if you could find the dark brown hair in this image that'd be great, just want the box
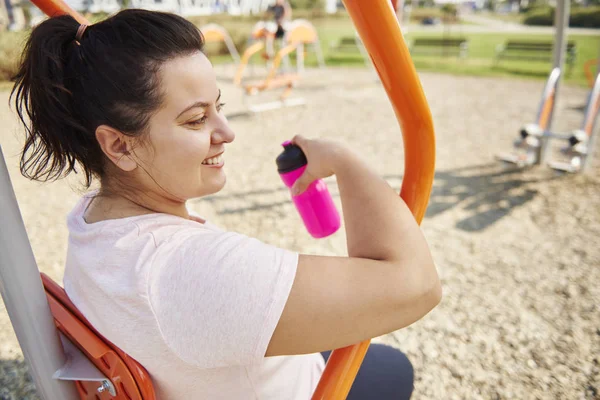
[11,9,205,187]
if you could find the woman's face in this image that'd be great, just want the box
[131,51,235,201]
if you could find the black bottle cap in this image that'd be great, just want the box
[276,141,307,173]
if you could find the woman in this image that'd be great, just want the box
[266,0,291,39]
[11,10,441,399]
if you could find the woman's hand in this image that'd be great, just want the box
[290,135,350,195]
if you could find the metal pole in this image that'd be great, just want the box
[0,146,78,400]
[582,115,599,174]
[552,0,569,80]
[541,0,569,163]
[584,43,600,173]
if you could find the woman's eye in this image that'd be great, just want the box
[217,102,226,112]
[188,116,207,126]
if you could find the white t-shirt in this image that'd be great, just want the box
[63,194,325,399]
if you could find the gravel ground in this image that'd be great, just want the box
[1,68,599,400]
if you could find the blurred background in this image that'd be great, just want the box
[1,0,600,86]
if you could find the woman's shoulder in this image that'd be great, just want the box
[67,193,223,247]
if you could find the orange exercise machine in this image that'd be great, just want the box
[0,1,435,399]
[237,20,279,76]
[496,67,561,167]
[584,58,598,88]
[199,23,240,64]
[234,19,325,113]
[546,71,600,173]
[235,19,325,86]
[496,66,599,173]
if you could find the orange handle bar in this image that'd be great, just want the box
[584,59,598,89]
[29,0,435,398]
[312,0,435,398]
[31,0,88,23]
[234,41,265,86]
[264,43,298,84]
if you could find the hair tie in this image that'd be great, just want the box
[75,24,88,44]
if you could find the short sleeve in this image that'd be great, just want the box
[147,230,298,368]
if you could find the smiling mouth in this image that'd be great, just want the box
[202,153,224,166]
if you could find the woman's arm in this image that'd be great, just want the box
[267,137,441,356]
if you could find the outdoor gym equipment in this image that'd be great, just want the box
[0,0,435,399]
[199,23,240,63]
[234,19,326,114]
[496,68,561,168]
[496,67,599,173]
[584,58,598,88]
[234,19,325,85]
[235,20,279,82]
[546,72,600,173]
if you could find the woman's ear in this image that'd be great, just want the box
[95,125,138,172]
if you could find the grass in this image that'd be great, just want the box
[0,14,598,87]
[479,11,525,24]
[401,32,600,86]
[308,19,599,86]
[0,30,27,82]
[313,24,600,87]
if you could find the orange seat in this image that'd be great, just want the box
[41,273,156,400]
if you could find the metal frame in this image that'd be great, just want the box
[200,23,241,63]
[496,67,561,168]
[0,146,79,399]
[312,0,436,396]
[547,72,600,173]
[540,0,570,164]
[54,333,116,396]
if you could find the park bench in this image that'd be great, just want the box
[330,36,363,54]
[329,35,373,69]
[495,41,577,72]
[408,37,469,58]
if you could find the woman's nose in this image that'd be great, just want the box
[212,118,235,144]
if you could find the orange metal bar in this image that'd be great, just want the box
[30,0,88,23]
[583,75,600,135]
[242,44,299,98]
[584,59,598,89]
[538,90,554,130]
[584,96,599,134]
[263,43,298,85]
[234,41,266,86]
[312,0,435,398]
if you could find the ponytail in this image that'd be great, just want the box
[11,15,97,184]
[11,10,205,187]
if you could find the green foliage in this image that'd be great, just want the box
[0,31,27,82]
[570,6,600,27]
[523,6,600,28]
[289,0,324,10]
[441,4,458,16]
[523,6,554,25]
[1,15,599,87]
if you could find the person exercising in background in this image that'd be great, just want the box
[267,0,291,39]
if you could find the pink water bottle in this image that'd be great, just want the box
[276,140,341,238]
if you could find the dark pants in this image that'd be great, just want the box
[275,23,285,39]
[321,344,414,400]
